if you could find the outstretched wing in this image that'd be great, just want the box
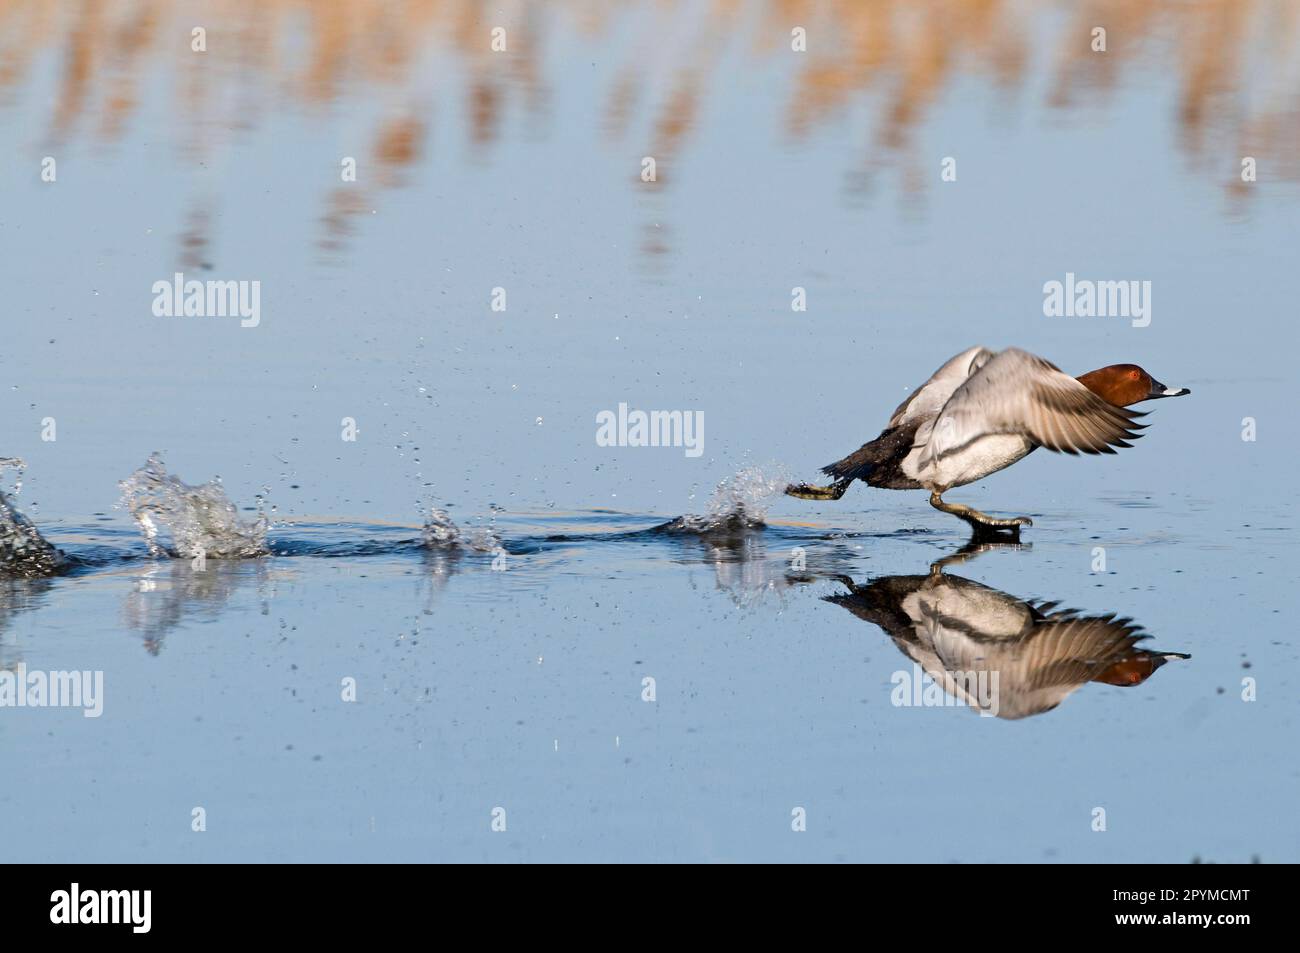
[920,348,1145,468]
[1015,608,1149,692]
[887,346,996,428]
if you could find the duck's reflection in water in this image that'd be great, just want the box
[815,543,1189,719]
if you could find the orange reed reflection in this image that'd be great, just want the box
[1,0,1295,264]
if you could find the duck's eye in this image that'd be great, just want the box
[1129,369,1141,380]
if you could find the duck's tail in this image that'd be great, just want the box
[823,426,915,483]
[783,459,870,500]
[784,432,887,500]
[785,427,918,500]
[821,444,881,483]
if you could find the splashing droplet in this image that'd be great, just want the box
[421,504,500,552]
[118,454,268,558]
[0,458,66,577]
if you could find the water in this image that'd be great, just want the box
[1,1,1297,863]
[0,459,67,577]
[119,454,270,559]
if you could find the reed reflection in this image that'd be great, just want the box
[3,0,1294,264]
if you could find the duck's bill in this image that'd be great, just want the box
[1148,379,1190,398]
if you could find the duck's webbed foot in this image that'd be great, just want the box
[785,478,852,501]
[929,491,1032,535]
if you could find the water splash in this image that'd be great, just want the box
[705,464,792,523]
[0,458,67,577]
[421,504,500,552]
[118,454,268,558]
[658,464,793,534]
[422,507,461,546]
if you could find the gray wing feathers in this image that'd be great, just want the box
[921,348,1145,466]
[887,345,996,428]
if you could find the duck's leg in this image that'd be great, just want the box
[929,491,1032,531]
[784,478,852,501]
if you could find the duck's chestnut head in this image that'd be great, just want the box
[1091,652,1190,687]
[1076,364,1190,407]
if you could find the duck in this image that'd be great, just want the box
[785,346,1189,532]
